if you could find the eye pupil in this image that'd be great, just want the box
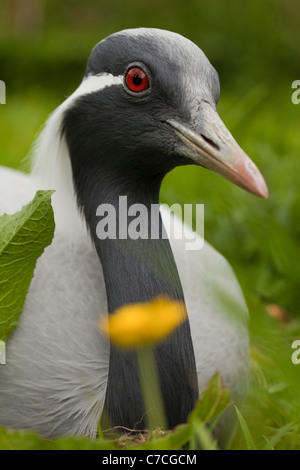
[133,74,142,86]
[125,67,149,93]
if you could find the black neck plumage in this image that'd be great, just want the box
[67,137,198,430]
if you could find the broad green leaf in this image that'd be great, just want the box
[0,190,55,342]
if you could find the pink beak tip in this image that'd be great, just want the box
[260,184,269,200]
[253,171,269,200]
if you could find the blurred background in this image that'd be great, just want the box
[0,0,300,449]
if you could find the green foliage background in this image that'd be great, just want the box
[0,0,300,449]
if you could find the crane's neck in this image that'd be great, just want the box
[85,175,186,309]
[69,157,198,430]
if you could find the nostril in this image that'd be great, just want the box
[201,134,220,151]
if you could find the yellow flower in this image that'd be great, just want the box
[100,296,187,347]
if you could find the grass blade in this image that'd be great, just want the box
[234,406,257,450]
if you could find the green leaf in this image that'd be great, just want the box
[189,420,218,450]
[234,406,257,450]
[0,190,55,342]
[185,374,229,450]
[190,373,231,426]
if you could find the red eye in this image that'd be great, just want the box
[125,67,149,93]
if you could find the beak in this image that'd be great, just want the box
[168,102,269,199]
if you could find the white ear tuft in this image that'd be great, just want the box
[30,73,123,235]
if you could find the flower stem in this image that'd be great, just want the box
[137,345,167,431]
